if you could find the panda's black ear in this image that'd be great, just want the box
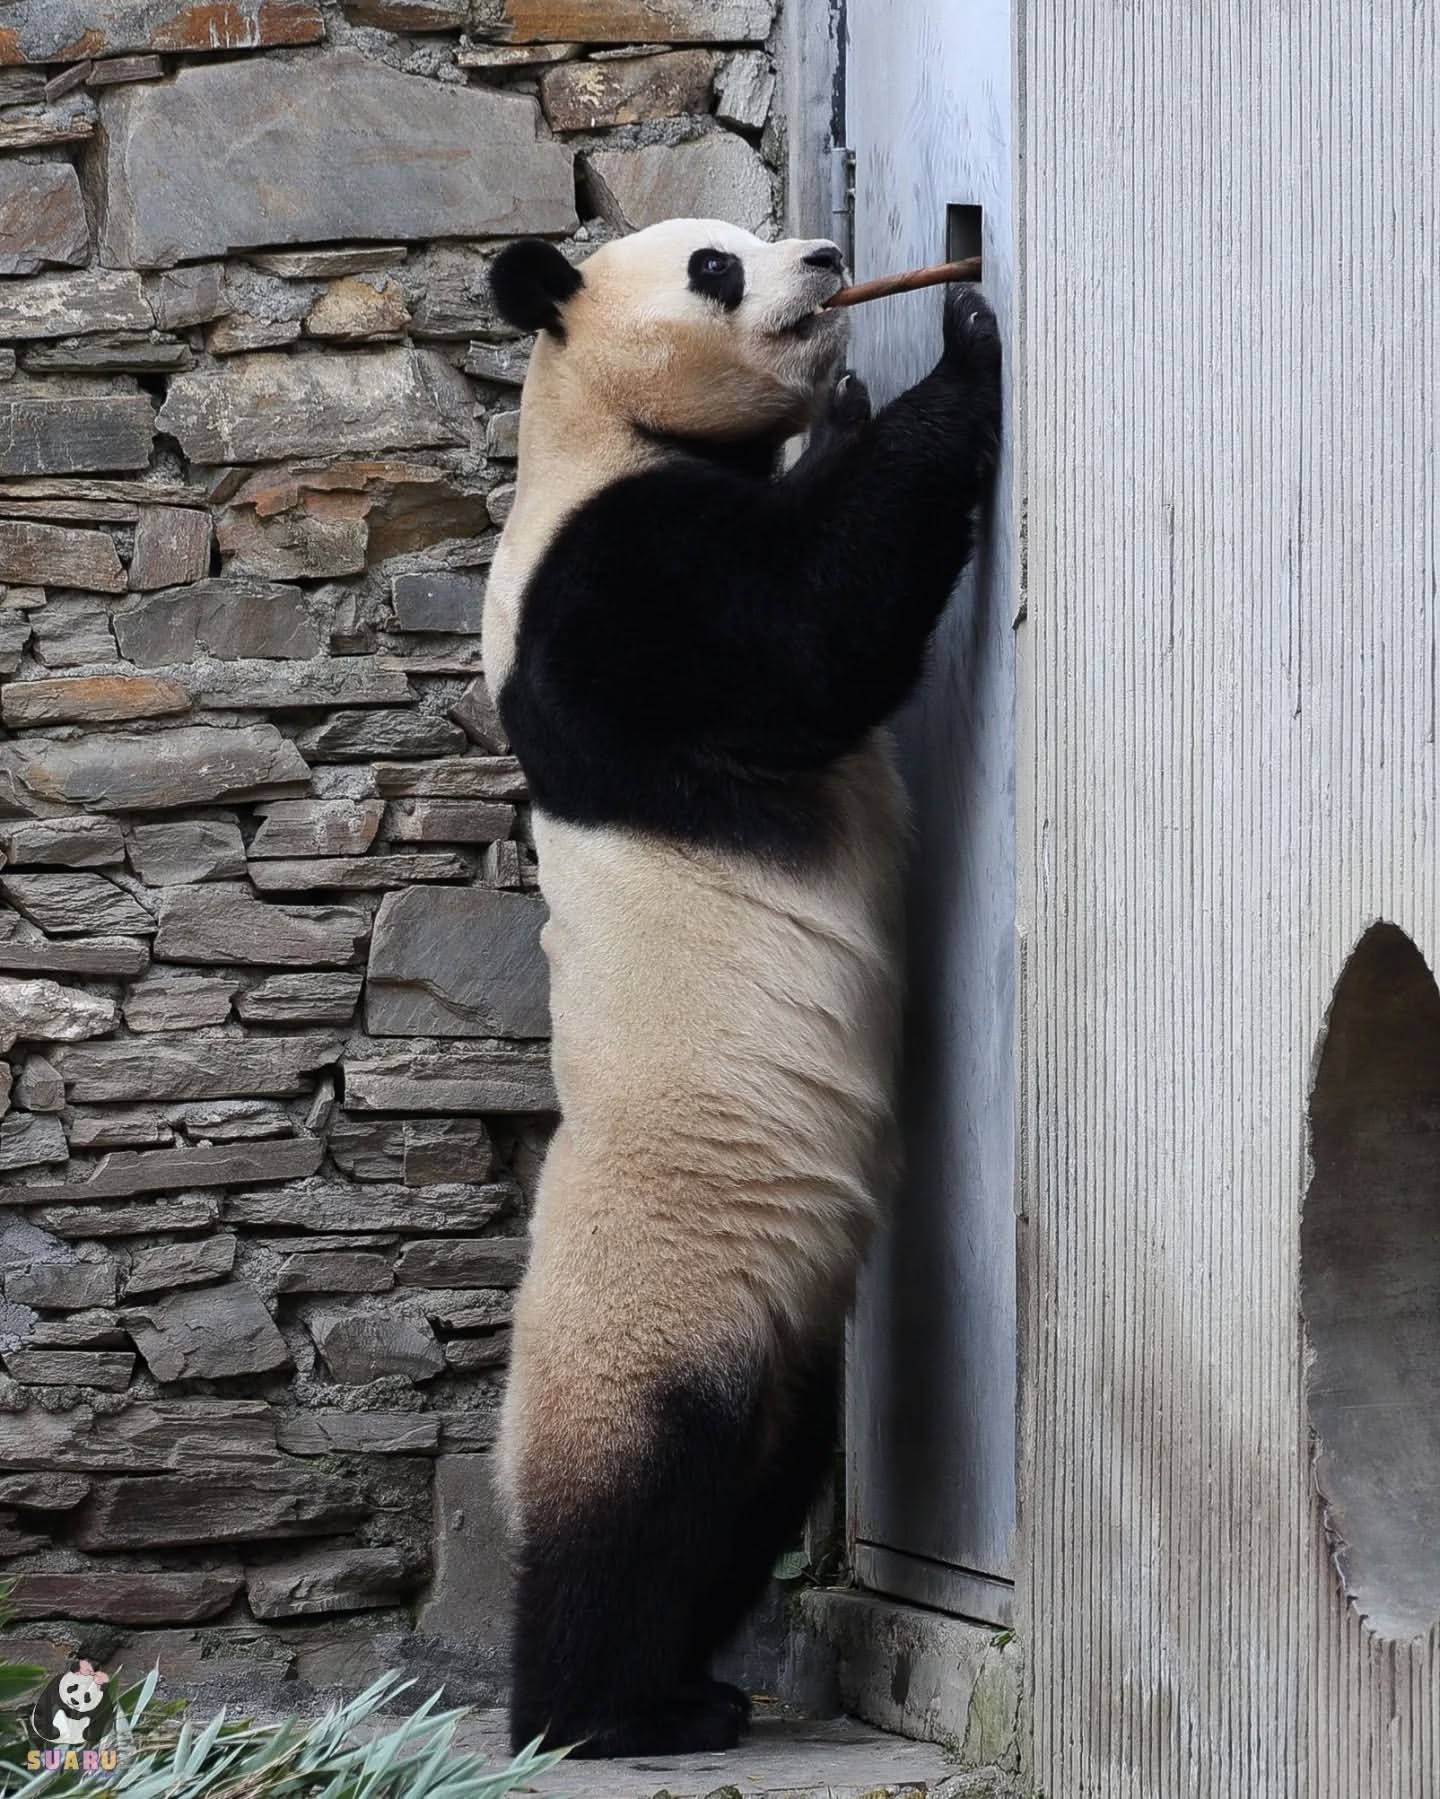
[490,240,584,339]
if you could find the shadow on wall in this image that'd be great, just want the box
[1303,920,1440,1642]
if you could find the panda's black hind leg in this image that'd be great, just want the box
[508,1362,760,1757]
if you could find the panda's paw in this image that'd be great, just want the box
[940,285,1001,379]
[828,369,873,432]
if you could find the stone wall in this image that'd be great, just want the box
[0,0,781,1706]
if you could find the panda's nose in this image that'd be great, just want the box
[803,245,845,274]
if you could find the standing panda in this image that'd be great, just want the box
[485,218,1001,1757]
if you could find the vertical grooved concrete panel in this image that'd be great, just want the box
[1021,5,1440,1792]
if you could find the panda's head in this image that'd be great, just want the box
[491,219,850,445]
[57,1665,107,1716]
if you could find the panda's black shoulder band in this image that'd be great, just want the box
[490,240,583,340]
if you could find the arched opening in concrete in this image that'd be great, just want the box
[1303,922,1440,1640]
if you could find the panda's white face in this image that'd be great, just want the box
[556,219,850,441]
[57,1672,104,1714]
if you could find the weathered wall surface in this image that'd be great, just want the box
[1020,4,1440,1793]
[0,0,782,1703]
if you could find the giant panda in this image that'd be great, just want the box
[484,217,1001,1758]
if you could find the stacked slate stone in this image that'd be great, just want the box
[0,0,779,1705]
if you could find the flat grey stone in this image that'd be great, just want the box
[0,1398,276,1474]
[275,1410,438,1456]
[128,820,246,886]
[328,1115,407,1182]
[23,1309,125,1347]
[584,132,774,233]
[367,888,549,1038]
[294,708,467,761]
[149,262,230,330]
[36,1197,219,1238]
[125,1280,290,1382]
[96,49,574,269]
[74,1466,360,1550]
[159,347,474,466]
[0,974,118,1051]
[155,886,368,967]
[0,818,124,869]
[114,578,321,663]
[128,505,211,590]
[217,506,367,580]
[383,799,516,844]
[177,1099,295,1141]
[0,394,155,478]
[394,1237,528,1289]
[249,799,384,860]
[405,1117,494,1186]
[0,518,125,592]
[16,1054,65,1112]
[0,723,309,811]
[0,1,324,63]
[188,660,412,712]
[3,1348,134,1390]
[2,872,155,937]
[5,1136,323,1203]
[6,1569,242,1626]
[20,332,193,375]
[249,854,470,892]
[715,48,775,129]
[445,1336,509,1370]
[462,341,531,386]
[222,1176,514,1233]
[540,48,716,130]
[68,1108,171,1150]
[5,1260,115,1311]
[47,1031,344,1102]
[247,1547,414,1620]
[122,969,237,1032]
[235,973,363,1025]
[0,1471,90,1508]
[0,929,149,978]
[416,1454,509,1645]
[391,571,485,635]
[449,677,509,751]
[0,269,152,341]
[246,246,407,279]
[311,1310,444,1383]
[374,756,527,800]
[124,1234,236,1297]
[27,598,119,669]
[485,409,520,459]
[1,673,190,726]
[343,1039,555,1113]
[469,0,773,41]
[276,1251,394,1295]
[0,161,89,276]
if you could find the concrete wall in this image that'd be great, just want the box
[1020,4,1440,1792]
[0,0,784,1706]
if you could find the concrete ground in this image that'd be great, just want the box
[441,1707,1000,1799]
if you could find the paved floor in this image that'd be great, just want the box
[443,1709,954,1798]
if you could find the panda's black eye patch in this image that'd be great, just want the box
[688,248,744,312]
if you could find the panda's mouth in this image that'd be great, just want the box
[776,306,840,339]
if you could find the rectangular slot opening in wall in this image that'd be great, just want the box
[947,204,983,270]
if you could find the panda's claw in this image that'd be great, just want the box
[830,369,873,430]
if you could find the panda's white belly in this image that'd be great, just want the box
[522,733,908,1348]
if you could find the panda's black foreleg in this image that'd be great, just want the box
[792,369,873,471]
[508,1362,763,1759]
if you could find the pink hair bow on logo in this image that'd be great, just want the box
[75,1663,109,1686]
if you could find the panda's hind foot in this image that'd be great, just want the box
[692,1676,753,1727]
[567,1691,745,1759]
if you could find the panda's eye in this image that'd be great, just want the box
[688,247,744,311]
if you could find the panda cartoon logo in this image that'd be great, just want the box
[28,1657,115,1749]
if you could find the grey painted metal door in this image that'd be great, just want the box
[843,0,1018,1625]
